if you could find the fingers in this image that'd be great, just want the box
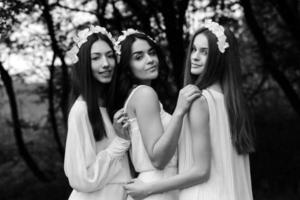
[182,84,198,90]
[116,115,130,133]
[126,179,134,184]
[113,108,123,119]
[117,116,128,124]
[123,184,129,190]
[180,84,200,96]
[122,122,130,129]
[114,109,128,122]
[187,92,201,102]
[185,88,201,98]
[180,88,201,101]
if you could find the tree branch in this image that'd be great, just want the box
[48,54,64,159]
[40,0,70,126]
[56,2,96,15]
[0,61,48,181]
[240,0,300,117]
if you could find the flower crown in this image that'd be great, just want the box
[66,25,117,63]
[202,19,229,53]
[115,28,155,55]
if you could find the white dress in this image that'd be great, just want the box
[64,98,132,200]
[178,88,253,200]
[124,85,179,200]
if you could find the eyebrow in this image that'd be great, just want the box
[132,47,155,55]
[193,45,208,49]
[90,50,113,55]
[131,51,143,56]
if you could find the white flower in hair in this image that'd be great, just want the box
[66,46,79,63]
[76,28,90,47]
[115,28,155,55]
[202,19,229,53]
[90,25,106,34]
[67,25,117,64]
[89,25,118,53]
[115,28,140,55]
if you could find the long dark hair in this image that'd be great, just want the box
[184,27,255,154]
[107,32,174,119]
[69,32,118,141]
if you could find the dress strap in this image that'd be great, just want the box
[123,85,145,113]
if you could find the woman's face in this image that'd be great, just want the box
[90,39,116,84]
[129,39,159,82]
[190,33,208,75]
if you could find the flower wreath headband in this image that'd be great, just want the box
[202,19,229,53]
[115,28,155,55]
[66,25,117,63]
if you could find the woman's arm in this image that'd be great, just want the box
[64,103,130,193]
[125,96,211,198]
[132,85,200,169]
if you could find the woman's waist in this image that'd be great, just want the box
[130,136,178,170]
[107,166,132,184]
[132,156,177,174]
[137,167,177,182]
[70,184,126,199]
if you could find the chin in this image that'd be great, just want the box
[97,77,112,84]
[191,69,202,75]
[150,73,158,80]
[152,70,159,77]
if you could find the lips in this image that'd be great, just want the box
[191,63,202,68]
[99,70,112,76]
[146,65,157,72]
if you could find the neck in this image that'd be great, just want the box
[139,80,151,86]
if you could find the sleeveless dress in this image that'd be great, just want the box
[64,98,132,200]
[178,88,253,200]
[124,85,179,200]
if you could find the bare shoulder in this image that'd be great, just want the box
[190,95,209,114]
[132,85,159,106]
[188,95,209,137]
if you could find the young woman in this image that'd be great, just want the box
[124,20,255,200]
[64,25,131,200]
[108,29,201,200]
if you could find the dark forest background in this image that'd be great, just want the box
[0,0,299,199]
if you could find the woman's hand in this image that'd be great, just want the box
[113,108,130,140]
[124,179,150,200]
[174,84,201,116]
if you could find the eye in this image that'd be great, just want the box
[133,53,143,60]
[91,56,100,61]
[148,49,157,56]
[191,46,197,53]
[200,48,208,55]
[107,52,114,59]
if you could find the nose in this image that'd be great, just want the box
[101,56,109,69]
[191,50,200,62]
[145,53,154,64]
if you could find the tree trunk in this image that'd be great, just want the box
[122,0,153,36]
[267,0,300,47]
[40,0,69,126]
[240,0,300,117]
[48,54,64,159]
[161,0,186,89]
[0,62,48,181]
[95,0,108,26]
